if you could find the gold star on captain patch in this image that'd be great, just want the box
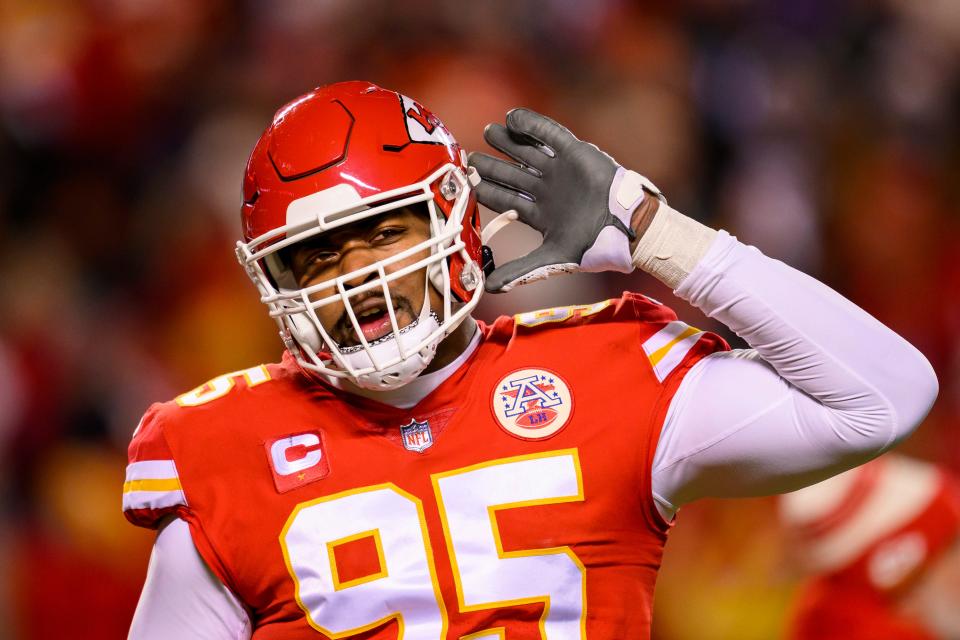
[297,472,306,481]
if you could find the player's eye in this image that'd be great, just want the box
[307,251,338,268]
[296,250,338,280]
[370,226,404,245]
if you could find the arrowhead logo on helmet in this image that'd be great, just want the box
[235,81,484,390]
[405,106,435,134]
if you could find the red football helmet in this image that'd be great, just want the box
[236,81,483,389]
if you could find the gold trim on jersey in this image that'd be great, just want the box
[279,483,449,639]
[122,459,186,512]
[175,365,271,407]
[327,528,389,591]
[514,301,612,327]
[460,627,507,639]
[642,321,704,382]
[431,449,588,640]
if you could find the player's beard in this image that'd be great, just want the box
[332,294,418,349]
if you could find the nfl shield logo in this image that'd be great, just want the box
[400,419,434,453]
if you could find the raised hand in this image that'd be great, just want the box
[469,108,663,292]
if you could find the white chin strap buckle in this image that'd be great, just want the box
[480,209,519,246]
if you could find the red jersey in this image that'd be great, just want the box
[124,293,727,639]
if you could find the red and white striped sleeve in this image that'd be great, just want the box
[123,404,188,529]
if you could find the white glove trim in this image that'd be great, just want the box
[615,170,655,210]
[498,263,579,292]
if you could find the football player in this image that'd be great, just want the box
[780,454,960,639]
[123,81,938,639]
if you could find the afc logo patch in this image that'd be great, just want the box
[491,368,573,440]
[265,430,330,493]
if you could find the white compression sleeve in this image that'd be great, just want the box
[650,230,938,518]
[129,517,251,640]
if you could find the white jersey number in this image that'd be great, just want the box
[174,366,271,407]
[281,485,446,638]
[280,450,586,639]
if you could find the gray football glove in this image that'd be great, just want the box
[469,108,665,293]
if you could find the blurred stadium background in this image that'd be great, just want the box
[0,0,958,638]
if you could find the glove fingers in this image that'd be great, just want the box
[474,180,536,222]
[505,108,576,154]
[468,152,540,198]
[484,243,575,293]
[482,123,547,170]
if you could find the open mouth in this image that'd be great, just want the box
[336,302,442,355]
[338,314,420,353]
[335,297,411,351]
[354,303,397,342]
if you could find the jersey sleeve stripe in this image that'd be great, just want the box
[642,321,704,382]
[125,459,179,481]
[123,459,187,512]
[123,478,182,493]
[122,488,186,512]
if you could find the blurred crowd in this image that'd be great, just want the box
[0,1,958,638]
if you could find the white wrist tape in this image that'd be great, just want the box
[631,202,719,289]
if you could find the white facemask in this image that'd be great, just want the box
[237,164,483,389]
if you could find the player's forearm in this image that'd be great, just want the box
[634,200,938,454]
